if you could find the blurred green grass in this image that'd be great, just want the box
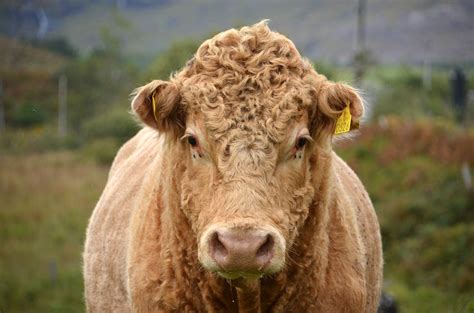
[0,153,108,312]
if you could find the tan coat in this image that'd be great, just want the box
[84,21,382,313]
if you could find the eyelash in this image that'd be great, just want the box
[187,135,198,147]
[295,137,308,150]
[292,135,311,160]
[184,134,203,159]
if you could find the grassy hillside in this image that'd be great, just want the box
[40,0,474,64]
[0,36,67,73]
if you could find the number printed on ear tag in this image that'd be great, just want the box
[334,104,351,135]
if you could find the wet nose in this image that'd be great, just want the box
[208,229,275,272]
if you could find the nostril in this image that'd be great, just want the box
[256,234,274,260]
[206,229,279,272]
[210,232,228,259]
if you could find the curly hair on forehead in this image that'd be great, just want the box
[172,21,322,143]
[181,20,309,79]
[132,20,364,145]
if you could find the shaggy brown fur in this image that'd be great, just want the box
[84,21,382,312]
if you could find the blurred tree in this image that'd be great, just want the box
[28,37,78,58]
[10,102,47,128]
[63,12,138,131]
[313,61,338,81]
[144,39,200,81]
[81,107,139,144]
[368,66,452,120]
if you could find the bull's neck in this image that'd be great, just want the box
[158,147,335,312]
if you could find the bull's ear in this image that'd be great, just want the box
[312,80,364,136]
[131,80,184,137]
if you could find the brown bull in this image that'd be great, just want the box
[83,21,383,312]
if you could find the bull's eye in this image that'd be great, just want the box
[295,137,308,150]
[187,136,198,147]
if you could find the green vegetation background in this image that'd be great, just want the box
[1,24,473,312]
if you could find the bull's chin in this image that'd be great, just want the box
[208,262,284,281]
[215,270,265,280]
[200,258,285,281]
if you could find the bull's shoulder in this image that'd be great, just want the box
[109,127,161,177]
[330,151,383,310]
[330,151,377,226]
[84,127,165,311]
[96,126,165,219]
[85,126,164,255]
[331,152,365,192]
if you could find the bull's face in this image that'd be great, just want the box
[131,22,363,280]
[180,105,314,279]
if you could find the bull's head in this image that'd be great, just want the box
[131,22,363,280]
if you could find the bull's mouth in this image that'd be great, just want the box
[215,270,265,280]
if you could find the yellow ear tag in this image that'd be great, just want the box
[334,102,352,135]
[151,91,159,122]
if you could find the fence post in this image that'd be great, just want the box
[58,74,68,137]
[422,41,432,89]
[0,81,5,132]
[354,0,367,84]
[461,162,472,191]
